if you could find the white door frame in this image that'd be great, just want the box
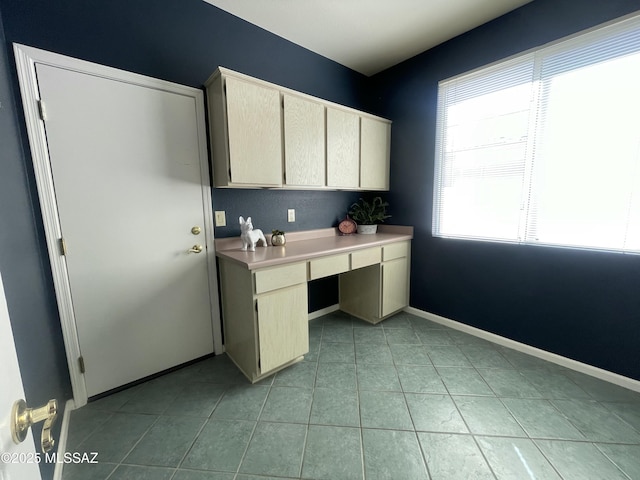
[13,44,223,407]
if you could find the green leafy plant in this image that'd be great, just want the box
[348,197,391,225]
[271,229,285,236]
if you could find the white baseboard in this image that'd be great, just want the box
[405,306,640,393]
[308,304,340,321]
[53,399,75,480]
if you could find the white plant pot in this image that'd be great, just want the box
[357,224,378,234]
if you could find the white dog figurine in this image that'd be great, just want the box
[239,216,267,251]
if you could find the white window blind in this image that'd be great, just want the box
[433,13,640,253]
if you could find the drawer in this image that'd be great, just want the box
[383,241,410,261]
[351,247,381,269]
[309,253,350,280]
[254,262,307,294]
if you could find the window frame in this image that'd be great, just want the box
[432,11,640,255]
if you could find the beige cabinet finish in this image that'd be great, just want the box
[218,259,259,378]
[383,241,410,261]
[283,94,325,187]
[206,67,391,191]
[224,77,282,186]
[351,246,382,269]
[327,107,360,188]
[216,227,413,381]
[207,73,283,187]
[254,262,307,294]
[340,240,411,324]
[361,117,391,190]
[381,257,410,317]
[219,259,308,382]
[257,284,308,372]
[309,253,350,280]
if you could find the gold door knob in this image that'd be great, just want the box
[188,244,203,254]
[11,399,57,452]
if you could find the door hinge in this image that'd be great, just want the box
[59,237,67,256]
[78,356,86,374]
[37,99,47,121]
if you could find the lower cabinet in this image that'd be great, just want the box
[339,241,410,324]
[219,259,308,382]
[217,239,411,381]
[381,257,410,317]
[256,284,308,373]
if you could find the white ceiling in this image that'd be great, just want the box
[203,0,533,76]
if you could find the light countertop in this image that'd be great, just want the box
[215,225,413,270]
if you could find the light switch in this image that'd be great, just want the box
[215,210,226,227]
[288,209,295,222]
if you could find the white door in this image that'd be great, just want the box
[0,272,42,480]
[15,46,220,400]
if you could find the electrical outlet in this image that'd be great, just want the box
[214,210,226,227]
[287,209,295,222]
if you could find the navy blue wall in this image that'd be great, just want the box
[0,0,374,317]
[0,0,372,229]
[370,0,640,380]
[0,6,70,478]
[0,2,370,475]
[3,9,639,470]
[213,189,365,311]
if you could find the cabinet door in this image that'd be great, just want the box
[284,94,325,187]
[257,283,309,373]
[361,117,391,190]
[225,76,282,186]
[327,107,360,188]
[381,257,409,317]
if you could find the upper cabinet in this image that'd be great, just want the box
[360,117,391,190]
[225,77,282,186]
[327,107,360,189]
[208,73,282,187]
[283,94,325,187]
[205,67,391,190]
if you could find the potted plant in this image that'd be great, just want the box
[348,197,391,234]
[271,229,286,246]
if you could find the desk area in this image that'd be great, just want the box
[215,225,413,382]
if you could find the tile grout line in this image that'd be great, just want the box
[464,344,576,479]
[63,311,640,480]
[385,317,432,478]
[171,392,225,475]
[461,336,546,465]
[297,324,322,480]
[468,344,638,479]
[102,412,163,480]
[66,410,116,454]
[230,378,273,478]
[393,347,434,480]
[593,444,635,480]
[420,322,533,479]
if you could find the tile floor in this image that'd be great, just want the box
[61,311,640,480]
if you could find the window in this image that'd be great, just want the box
[433,13,640,254]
